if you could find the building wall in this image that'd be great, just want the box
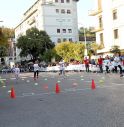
[92,0,124,54]
[15,0,79,61]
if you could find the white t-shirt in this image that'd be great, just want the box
[14,68,20,75]
[114,56,121,66]
[33,64,39,71]
[103,59,110,66]
[59,62,65,70]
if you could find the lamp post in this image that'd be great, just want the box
[0,20,3,32]
[83,27,88,56]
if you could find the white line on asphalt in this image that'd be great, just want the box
[16,83,124,98]
[68,79,76,80]
[22,93,35,96]
[10,78,16,80]
[0,79,6,81]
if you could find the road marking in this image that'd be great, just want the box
[22,93,35,96]
[20,77,27,79]
[16,83,124,98]
[68,79,76,81]
[0,79,6,81]
[10,78,16,80]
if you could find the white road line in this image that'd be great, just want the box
[0,79,6,81]
[10,78,16,80]
[16,83,124,98]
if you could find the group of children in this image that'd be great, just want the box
[11,60,40,80]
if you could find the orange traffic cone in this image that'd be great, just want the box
[55,83,60,93]
[10,87,16,98]
[91,79,96,90]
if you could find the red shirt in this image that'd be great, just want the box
[98,58,103,65]
[84,59,89,65]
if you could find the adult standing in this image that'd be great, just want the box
[33,60,40,80]
[114,53,123,77]
[98,56,103,73]
[84,57,90,72]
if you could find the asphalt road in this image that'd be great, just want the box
[0,72,124,127]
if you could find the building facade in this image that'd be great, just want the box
[89,0,124,55]
[15,0,79,61]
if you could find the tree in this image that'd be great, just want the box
[2,28,14,38]
[40,49,61,63]
[55,41,85,62]
[110,45,120,54]
[0,28,8,47]
[16,27,54,61]
[79,27,96,42]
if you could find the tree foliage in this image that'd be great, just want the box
[0,28,13,58]
[55,42,85,62]
[0,46,8,57]
[2,28,14,38]
[79,27,96,41]
[40,49,61,63]
[16,27,54,60]
[110,45,120,54]
[0,28,8,47]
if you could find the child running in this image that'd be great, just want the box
[33,60,40,80]
[14,64,20,81]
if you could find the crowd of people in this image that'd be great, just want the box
[57,53,124,77]
[83,53,124,77]
[1,53,124,79]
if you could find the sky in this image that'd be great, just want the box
[0,0,96,28]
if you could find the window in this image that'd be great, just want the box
[63,38,67,42]
[56,9,59,13]
[113,10,117,20]
[57,29,60,33]
[55,0,58,2]
[61,9,65,14]
[99,16,103,28]
[63,29,66,33]
[57,38,61,43]
[67,10,71,14]
[69,38,72,42]
[114,29,118,39]
[100,33,103,42]
[68,29,72,33]
[61,0,64,3]
[66,0,70,3]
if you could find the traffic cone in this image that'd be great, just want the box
[91,79,96,90]
[10,87,16,99]
[55,83,60,93]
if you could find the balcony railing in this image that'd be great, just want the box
[89,9,102,16]
[91,27,103,33]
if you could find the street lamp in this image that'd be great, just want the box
[0,20,3,32]
[83,28,88,56]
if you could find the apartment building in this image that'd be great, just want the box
[15,0,79,61]
[89,0,124,55]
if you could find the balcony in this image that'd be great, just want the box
[89,9,102,16]
[91,27,103,33]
